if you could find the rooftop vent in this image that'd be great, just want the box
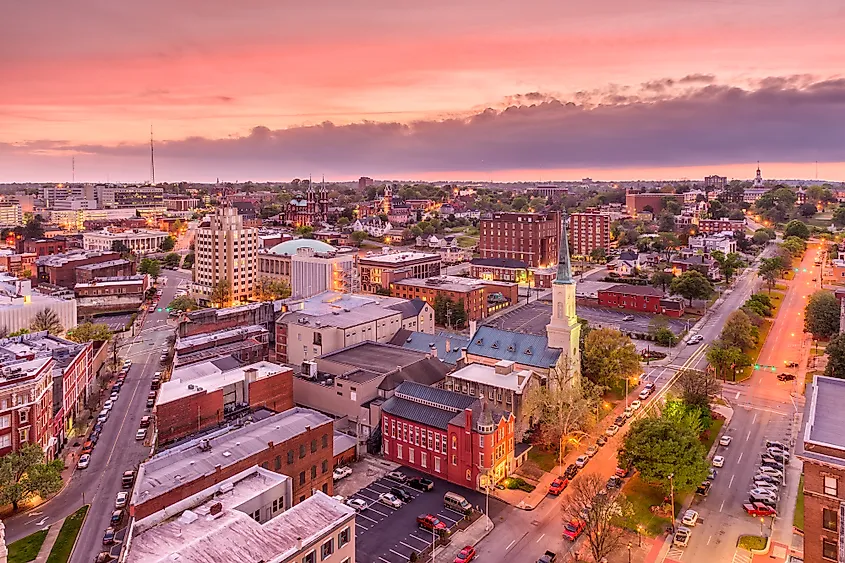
[222,451,232,457]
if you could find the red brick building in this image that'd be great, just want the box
[479,211,560,268]
[390,276,519,322]
[19,237,68,257]
[625,191,681,215]
[469,258,529,283]
[569,213,611,257]
[0,357,54,459]
[177,301,276,338]
[697,219,746,234]
[74,259,135,283]
[131,407,334,519]
[597,284,684,317]
[156,361,293,444]
[381,381,515,490]
[0,252,36,277]
[35,250,122,288]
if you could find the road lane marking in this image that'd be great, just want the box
[707,535,712,545]
[746,431,751,441]
[735,392,741,400]
[536,533,545,543]
[720,500,725,512]
[752,413,758,425]
[729,475,735,488]
[737,452,743,464]
[379,558,392,563]
[506,540,516,551]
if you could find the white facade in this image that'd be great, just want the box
[83,228,169,253]
[0,275,77,336]
[290,248,355,299]
[688,233,737,255]
[0,203,23,227]
[193,207,258,306]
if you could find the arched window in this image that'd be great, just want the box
[451,434,457,449]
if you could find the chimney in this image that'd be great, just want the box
[429,343,437,358]
[495,360,515,375]
[445,340,451,353]
[456,347,468,369]
[469,319,478,336]
[243,366,258,405]
[464,407,472,432]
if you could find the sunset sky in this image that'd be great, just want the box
[3,0,845,183]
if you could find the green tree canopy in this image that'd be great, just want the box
[711,251,743,284]
[350,231,367,245]
[182,252,195,269]
[720,310,758,352]
[0,444,64,511]
[66,323,112,343]
[253,277,292,302]
[675,369,720,410]
[706,340,750,381]
[651,269,674,292]
[783,219,811,240]
[111,240,130,253]
[804,290,840,339]
[30,308,63,335]
[670,270,713,305]
[159,235,176,251]
[833,206,845,228]
[139,258,161,280]
[162,252,181,268]
[825,333,845,378]
[582,328,641,387]
[167,295,200,312]
[210,278,231,308]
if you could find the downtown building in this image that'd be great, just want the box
[257,239,356,299]
[568,213,611,257]
[479,211,561,268]
[193,207,259,306]
[357,249,442,294]
[82,228,169,254]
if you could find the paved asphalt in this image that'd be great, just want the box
[3,270,188,563]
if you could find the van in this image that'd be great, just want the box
[121,470,136,488]
[443,492,472,514]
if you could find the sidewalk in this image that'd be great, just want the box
[434,515,494,561]
[33,516,65,563]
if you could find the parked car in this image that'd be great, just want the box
[606,425,620,436]
[681,509,699,526]
[386,471,407,483]
[409,477,434,491]
[638,389,652,400]
[753,473,780,485]
[622,315,635,321]
[333,466,353,481]
[390,487,413,503]
[417,514,447,531]
[743,502,777,517]
[146,398,155,408]
[754,482,779,494]
[77,454,91,469]
[696,481,712,496]
[767,448,790,462]
[140,416,151,428]
[624,406,634,418]
[115,492,128,509]
[82,440,94,455]
[749,488,778,504]
[103,400,114,411]
[785,361,799,368]
[575,455,589,469]
[121,470,135,488]
[673,527,691,547]
[687,334,704,345]
[346,498,368,511]
[110,392,119,402]
[630,400,641,411]
[613,415,626,426]
[548,477,569,495]
[585,445,599,458]
[712,456,725,468]
[766,440,789,451]
[103,527,116,545]
[95,552,112,563]
[110,510,123,524]
[379,493,402,508]
[760,456,784,471]
[719,436,732,446]
[454,546,476,563]
[606,476,623,489]
[562,519,585,541]
[563,464,579,480]
[777,373,796,382]
[615,465,632,478]
[596,436,607,448]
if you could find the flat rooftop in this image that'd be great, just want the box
[319,342,427,373]
[283,302,399,329]
[358,251,440,265]
[75,259,131,270]
[35,249,116,267]
[448,361,533,393]
[128,470,353,563]
[159,360,287,404]
[393,275,486,293]
[799,376,845,466]
[175,325,267,352]
[132,407,333,507]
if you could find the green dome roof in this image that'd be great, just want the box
[268,239,336,256]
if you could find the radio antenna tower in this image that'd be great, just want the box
[72,156,75,182]
[150,124,156,185]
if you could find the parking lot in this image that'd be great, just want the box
[345,466,508,563]
[486,302,687,336]
[94,312,136,332]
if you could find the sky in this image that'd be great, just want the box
[2,0,845,183]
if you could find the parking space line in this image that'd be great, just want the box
[436,513,458,524]
[399,542,419,552]
[379,558,392,563]
[368,506,391,517]
[356,492,379,502]
[365,487,388,496]
[389,549,410,560]
[369,481,392,490]
[357,512,379,523]
[356,523,368,530]
[443,507,465,517]
[409,534,430,543]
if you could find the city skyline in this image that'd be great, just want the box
[3,0,845,182]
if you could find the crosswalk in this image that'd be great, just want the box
[731,548,752,563]
[665,546,685,560]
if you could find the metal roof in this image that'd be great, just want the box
[390,329,469,366]
[467,326,561,368]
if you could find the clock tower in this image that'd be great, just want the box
[546,214,581,379]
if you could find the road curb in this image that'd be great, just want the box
[67,504,91,562]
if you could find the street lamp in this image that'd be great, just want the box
[668,473,675,526]
[627,542,632,563]
[636,525,643,547]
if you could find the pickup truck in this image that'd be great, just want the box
[537,551,556,563]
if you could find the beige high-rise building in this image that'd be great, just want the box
[193,207,258,306]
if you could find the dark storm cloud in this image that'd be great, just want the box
[7,77,845,176]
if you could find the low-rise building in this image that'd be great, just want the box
[469,258,529,283]
[125,467,355,563]
[381,381,516,489]
[257,240,356,298]
[0,275,77,336]
[173,325,269,367]
[178,301,276,338]
[20,237,68,257]
[597,284,684,317]
[82,228,169,253]
[0,354,54,458]
[390,276,518,322]
[131,407,335,519]
[163,196,200,212]
[35,249,123,288]
[466,326,562,380]
[156,360,294,443]
[688,233,737,255]
[697,218,746,234]
[74,258,135,283]
[389,329,470,367]
[671,255,721,281]
[74,275,149,315]
[0,250,37,277]
[358,250,441,294]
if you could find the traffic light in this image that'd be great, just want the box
[771,366,776,372]
[754,364,760,370]
[794,268,799,272]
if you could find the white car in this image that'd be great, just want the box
[575,455,589,468]
[712,456,725,468]
[719,436,733,447]
[757,466,784,479]
[606,425,620,436]
[110,392,119,402]
[135,428,147,441]
[687,334,704,345]
[346,498,367,511]
[77,454,91,469]
[122,360,132,368]
[681,509,699,527]
[638,389,651,401]
[115,492,128,508]
[586,445,599,458]
[673,526,691,547]
[103,400,114,411]
[624,407,634,418]
[333,466,353,481]
[629,400,641,411]
[97,410,109,423]
[379,493,402,508]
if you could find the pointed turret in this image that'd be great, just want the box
[555,213,573,284]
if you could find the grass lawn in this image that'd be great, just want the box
[736,318,773,381]
[738,535,767,551]
[768,291,785,317]
[701,418,725,454]
[7,529,49,563]
[622,475,678,537]
[527,447,559,472]
[456,236,478,248]
[45,506,89,563]
[794,474,805,531]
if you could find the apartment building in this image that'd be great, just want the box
[193,207,259,306]
[357,250,441,294]
[568,213,610,257]
[479,211,560,268]
[0,354,54,458]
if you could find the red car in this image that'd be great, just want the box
[548,477,569,496]
[562,519,585,541]
[454,546,476,563]
[417,514,447,532]
[743,502,777,517]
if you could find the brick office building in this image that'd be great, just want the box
[131,407,334,519]
[479,211,560,268]
[798,376,845,563]
[625,191,681,215]
[74,259,135,283]
[0,356,54,458]
[569,213,610,257]
[177,301,276,338]
[19,237,68,257]
[381,381,515,490]
[35,250,123,288]
[390,276,519,322]
[469,258,529,283]
[357,250,442,294]
[697,219,746,235]
[155,360,293,443]
[597,284,684,317]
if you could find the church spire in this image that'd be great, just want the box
[555,213,573,284]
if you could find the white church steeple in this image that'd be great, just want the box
[546,214,581,379]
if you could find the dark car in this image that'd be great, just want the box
[614,415,626,426]
[140,416,152,428]
[596,436,607,447]
[110,510,123,524]
[696,481,712,496]
[606,476,623,489]
[390,487,413,503]
[89,431,100,445]
[103,527,116,545]
[146,398,155,408]
[122,470,136,488]
[785,361,799,368]
[564,464,579,480]
[777,373,796,382]
[409,477,434,491]
[93,422,104,433]
[95,552,113,563]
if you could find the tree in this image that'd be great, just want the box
[648,316,677,347]
[833,205,845,228]
[758,257,786,291]
[138,258,161,280]
[804,290,840,339]
[295,225,315,238]
[720,310,758,351]
[66,323,112,343]
[336,217,350,228]
[30,308,63,335]
[619,417,709,494]
[159,235,176,251]
[799,203,818,217]
[711,251,743,284]
[210,278,232,308]
[676,369,720,410]
[22,216,45,240]
[589,248,607,263]
[669,270,713,305]
[784,219,811,240]
[824,333,845,378]
[162,253,181,268]
[582,328,641,388]
[167,295,200,312]
[752,229,772,246]
[350,231,367,246]
[253,277,292,301]
[111,240,130,253]
[0,444,64,511]
[651,270,674,293]
[561,473,633,563]
[706,340,750,381]
[182,252,195,270]
[755,187,797,223]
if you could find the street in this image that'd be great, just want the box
[2,270,189,563]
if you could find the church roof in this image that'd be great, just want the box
[466,326,561,369]
[555,214,574,284]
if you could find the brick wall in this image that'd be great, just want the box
[133,420,334,519]
[249,370,294,413]
[156,388,225,443]
[802,461,845,563]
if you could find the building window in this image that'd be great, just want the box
[338,527,351,548]
[321,539,334,560]
[391,420,396,438]
[18,410,28,425]
[300,444,306,458]
[823,539,838,561]
[19,428,28,443]
[311,465,317,478]
[452,434,457,449]
[435,434,440,452]
[299,471,306,485]
[421,452,427,468]
[312,439,318,453]
[428,431,433,449]
[322,434,329,448]
[824,508,838,531]
[288,450,294,464]
[434,457,441,473]
[409,448,414,464]
[322,460,328,473]
[452,454,457,466]
[303,551,317,563]
[825,476,838,496]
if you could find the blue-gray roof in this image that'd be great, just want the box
[467,326,561,368]
[382,381,511,431]
[390,329,470,366]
